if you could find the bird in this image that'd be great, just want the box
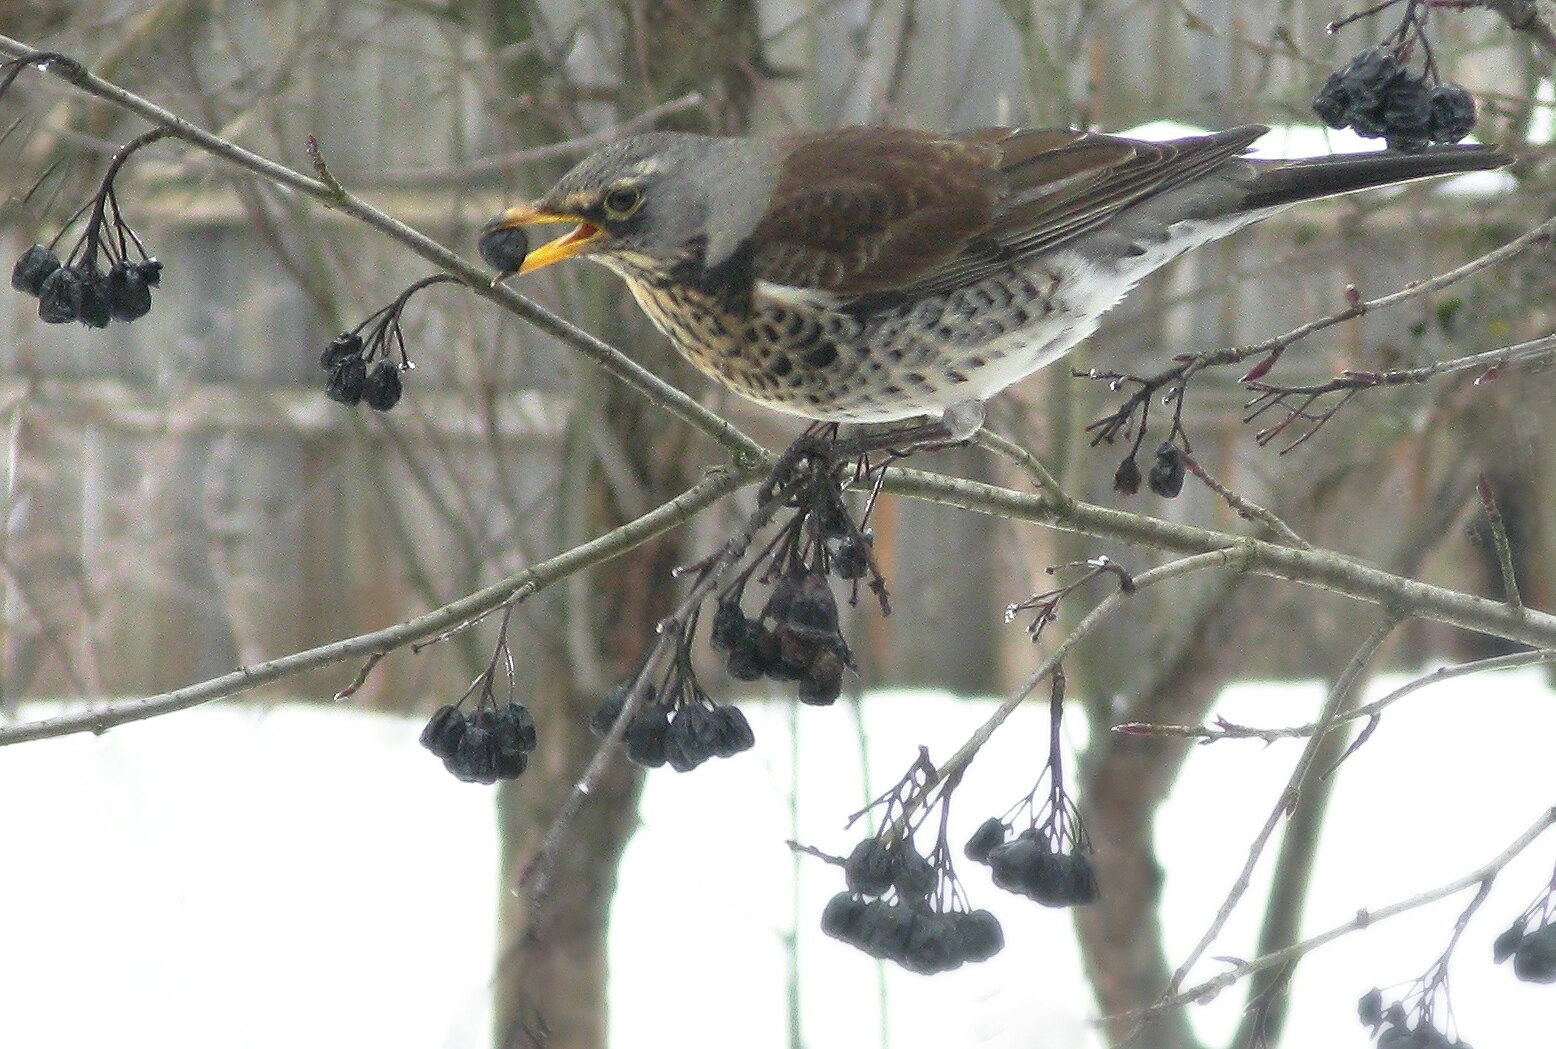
[480,124,1509,432]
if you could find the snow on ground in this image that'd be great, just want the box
[2,669,1553,1048]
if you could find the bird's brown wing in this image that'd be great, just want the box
[750,124,1268,306]
[750,127,1009,295]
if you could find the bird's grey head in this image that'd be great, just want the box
[483,132,778,282]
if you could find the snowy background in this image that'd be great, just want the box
[4,671,1554,1048]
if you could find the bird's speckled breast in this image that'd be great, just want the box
[623,264,1095,423]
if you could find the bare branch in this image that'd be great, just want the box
[0,466,755,746]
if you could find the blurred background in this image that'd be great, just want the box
[1,3,1553,1048]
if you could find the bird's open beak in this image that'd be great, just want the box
[480,205,603,276]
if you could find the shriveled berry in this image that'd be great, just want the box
[363,361,403,411]
[1358,987,1384,1030]
[450,723,500,784]
[709,598,748,652]
[418,703,467,760]
[326,357,368,405]
[844,838,896,897]
[1113,455,1142,495]
[320,332,364,370]
[665,704,721,773]
[11,244,60,296]
[892,845,937,902]
[901,911,962,974]
[726,623,772,681]
[833,531,872,580]
[708,704,755,757]
[138,258,163,288]
[1428,83,1476,144]
[493,701,538,753]
[1493,920,1527,964]
[624,706,671,768]
[951,909,1004,963]
[37,265,83,323]
[799,643,845,705]
[784,571,840,639]
[964,817,1007,863]
[75,266,113,329]
[106,262,153,322]
[1147,442,1185,498]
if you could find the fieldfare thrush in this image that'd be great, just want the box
[481,125,1508,430]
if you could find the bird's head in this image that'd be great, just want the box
[480,132,777,283]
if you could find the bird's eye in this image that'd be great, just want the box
[602,185,643,218]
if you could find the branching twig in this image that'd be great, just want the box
[0,466,756,746]
[0,37,766,466]
[1122,805,1556,1018]
[1165,616,1400,996]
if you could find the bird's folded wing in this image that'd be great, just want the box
[750,124,1268,311]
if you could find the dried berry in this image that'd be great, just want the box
[844,839,897,897]
[11,244,60,296]
[820,892,868,940]
[325,357,369,405]
[1493,920,1527,964]
[106,261,152,322]
[1147,442,1185,498]
[75,266,113,329]
[624,706,671,768]
[1428,83,1476,144]
[708,704,756,757]
[36,265,83,324]
[964,817,1007,863]
[419,704,467,760]
[709,598,748,652]
[320,332,364,370]
[363,361,403,411]
[1113,455,1142,495]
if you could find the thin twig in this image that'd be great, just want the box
[0,466,755,747]
[1477,474,1525,612]
[1121,805,1556,1019]
[1165,616,1400,995]
[0,38,765,466]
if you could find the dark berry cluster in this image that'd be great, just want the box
[709,438,890,705]
[712,568,851,705]
[824,833,1004,974]
[1492,882,1556,984]
[590,678,755,773]
[1313,47,1477,153]
[965,669,1098,907]
[9,130,166,328]
[815,750,1003,973]
[1358,988,1471,1049]
[319,274,458,411]
[965,816,1099,907]
[419,700,537,784]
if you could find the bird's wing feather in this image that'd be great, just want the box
[751,124,1268,310]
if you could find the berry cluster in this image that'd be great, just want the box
[419,700,538,784]
[9,130,166,328]
[964,669,1098,907]
[709,438,888,704]
[590,679,755,773]
[965,816,1099,908]
[417,609,538,784]
[319,274,457,411]
[1492,880,1556,984]
[816,750,1004,973]
[1357,988,1470,1049]
[1313,47,1476,153]
[712,568,850,705]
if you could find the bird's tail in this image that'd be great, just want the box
[1242,144,1511,210]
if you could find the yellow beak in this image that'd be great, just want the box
[481,205,603,275]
